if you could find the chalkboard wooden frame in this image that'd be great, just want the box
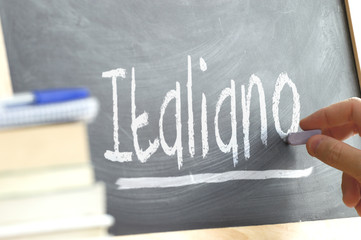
[0,17,12,98]
[345,0,361,89]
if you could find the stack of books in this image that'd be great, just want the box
[0,89,113,239]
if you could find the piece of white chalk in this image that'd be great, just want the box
[286,129,322,145]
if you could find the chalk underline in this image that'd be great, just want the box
[115,167,313,190]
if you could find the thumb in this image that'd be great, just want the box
[306,135,361,182]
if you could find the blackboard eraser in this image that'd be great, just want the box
[286,129,322,145]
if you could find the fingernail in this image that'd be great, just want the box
[309,136,322,156]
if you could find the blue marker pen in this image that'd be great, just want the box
[0,88,90,108]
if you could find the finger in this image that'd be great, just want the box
[306,135,361,182]
[341,172,360,208]
[323,123,358,141]
[300,98,361,131]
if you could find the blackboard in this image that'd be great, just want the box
[1,0,360,236]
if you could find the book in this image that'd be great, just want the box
[0,89,113,238]
[0,183,105,225]
[0,164,94,197]
[0,122,90,171]
[0,214,114,240]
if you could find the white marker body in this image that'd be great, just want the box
[0,92,34,108]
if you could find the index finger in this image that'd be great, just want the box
[300,98,361,132]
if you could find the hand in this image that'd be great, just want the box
[300,98,361,215]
